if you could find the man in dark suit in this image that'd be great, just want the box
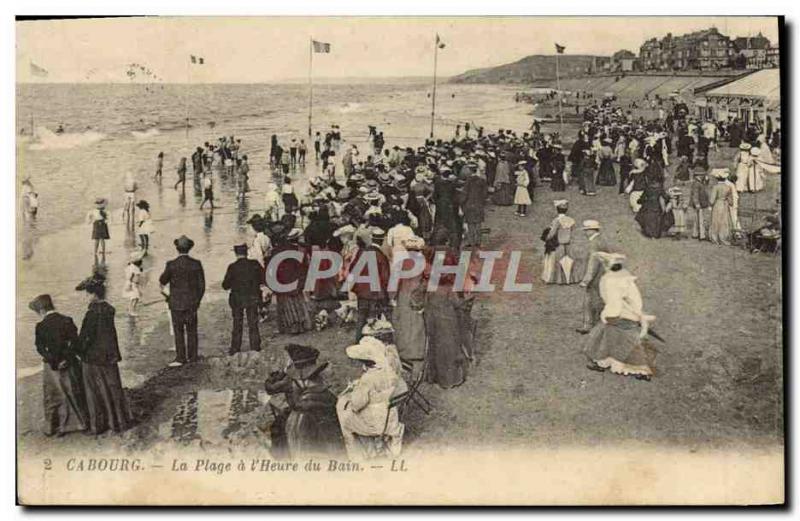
[461,163,488,248]
[222,244,262,354]
[29,294,88,436]
[159,235,205,366]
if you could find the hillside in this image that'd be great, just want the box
[449,55,605,84]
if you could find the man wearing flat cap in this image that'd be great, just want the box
[222,244,263,355]
[159,235,206,366]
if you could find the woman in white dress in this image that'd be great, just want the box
[336,337,404,460]
[513,162,532,217]
[733,143,754,192]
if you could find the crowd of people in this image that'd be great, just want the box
[28,92,781,459]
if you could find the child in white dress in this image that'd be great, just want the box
[123,253,144,316]
[135,200,154,255]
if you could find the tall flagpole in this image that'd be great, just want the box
[430,35,439,139]
[308,38,313,138]
[555,50,564,134]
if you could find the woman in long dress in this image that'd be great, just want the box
[541,200,578,284]
[550,145,566,192]
[30,294,88,436]
[269,230,312,334]
[423,249,469,389]
[583,253,660,381]
[708,169,735,245]
[625,159,648,213]
[491,155,514,206]
[595,139,617,186]
[733,143,753,192]
[635,183,673,239]
[75,273,133,435]
[391,236,427,375]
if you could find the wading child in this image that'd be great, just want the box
[87,198,110,257]
[136,200,154,254]
[123,253,144,316]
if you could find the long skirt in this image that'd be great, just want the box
[424,292,468,389]
[708,201,733,245]
[42,363,87,436]
[392,288,426,362]
[596,158,617,186]
[276,293,312,334]
[541,245,579,285]
[636,206,673,239]
[491,182,514,206]
[82,363,132,435]
[583,319,658,377]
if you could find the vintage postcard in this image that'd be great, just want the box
[15,15,784,505]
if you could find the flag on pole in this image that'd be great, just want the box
[436,34,446,49]
[555,43,566,54]
[190,55,205,64]
[312,40,331,53]
[29,61,48,77]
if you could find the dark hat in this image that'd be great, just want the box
[233,243,248,255]
[174,235,195,252]
[75,272,106,293]
[246,213,263,226]
[28,294,54,313]
[285,344,327,380]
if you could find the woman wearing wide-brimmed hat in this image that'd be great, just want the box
[86,197,110,258]
[582,253,661,382]
[336,337,405,460]
[75,272,133,434]
[264,344,344,459]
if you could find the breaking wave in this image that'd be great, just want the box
[28,126,106,151]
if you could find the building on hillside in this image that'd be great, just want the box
[611,49,638,72]
[733,33,773,69]
[695,68,780,126]
[639,27,736,71]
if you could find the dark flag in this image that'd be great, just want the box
[436,34,446,49]
[555,43,566,54]
[29,61,48,78]
[190,55,204,64]
[199,57,204,65]
[190,55,196,64]
[312,40,331,53]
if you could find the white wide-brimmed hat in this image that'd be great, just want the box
[346,336,387,366]
[582,219,601,230]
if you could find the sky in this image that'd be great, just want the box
[16,16,781,83]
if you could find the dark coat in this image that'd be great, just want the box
[462,175,488,223]
[222,257,263,308]
[35,312,80,371]
[159,254,206,311]
[77,301,121,366]
[349,245,390,301]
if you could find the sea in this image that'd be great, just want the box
[14,81,532,390]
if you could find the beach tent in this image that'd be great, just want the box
[698,69,780,124]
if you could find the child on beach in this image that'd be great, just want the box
[154,152,163,181]
[667,187,688,239]
[123,252,144,316]
[135,200,154,254]
[200,173,215,209]
[174,157,187,190]
[87,198,110,257]
[282,176,298,216]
